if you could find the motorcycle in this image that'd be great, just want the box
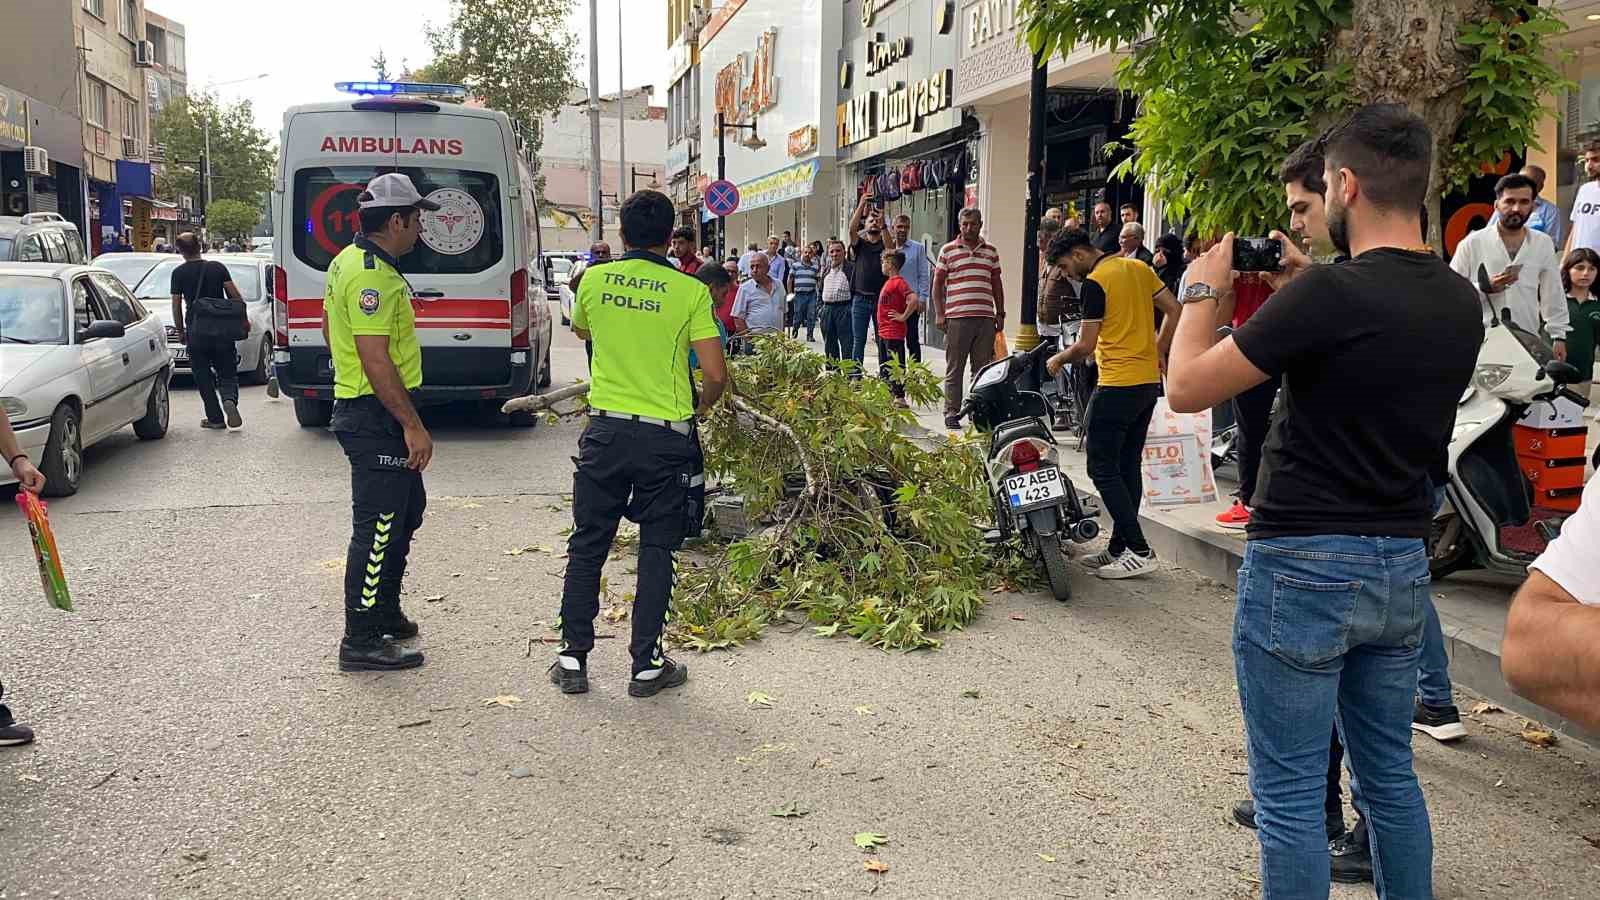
[1431,306,1587,579]
[961,341,1101,601]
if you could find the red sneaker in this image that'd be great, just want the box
[1215,499,1251,530]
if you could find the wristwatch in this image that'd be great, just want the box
[1181,282,1220,304]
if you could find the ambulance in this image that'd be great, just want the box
[270,82,553,426]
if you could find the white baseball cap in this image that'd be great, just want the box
[358,173,442,211]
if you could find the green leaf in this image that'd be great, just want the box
[770,801,811,818]
[854,831,890,850]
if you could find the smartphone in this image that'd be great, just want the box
[1502,264,1523,278]
[1232,237,1283,273]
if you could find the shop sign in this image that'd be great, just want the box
[737,158,820,213]
[837,69,952,148]
[787,125,818,158]
[954,0,1032,106]
[667,140,692,178]
[867,34,912,76]
[0,86,27,146]
[714,28,779,127]
[860,0,907,28]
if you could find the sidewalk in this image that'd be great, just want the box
[853,336,1600,745]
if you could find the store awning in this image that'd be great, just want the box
[115,160,153,200]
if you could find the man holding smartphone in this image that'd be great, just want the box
[1450,173,1569,355]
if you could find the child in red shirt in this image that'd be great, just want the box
[877,250,920,404]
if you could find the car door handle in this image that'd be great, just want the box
[413,290,445,299]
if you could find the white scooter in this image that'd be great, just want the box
[1431,307,1587,579]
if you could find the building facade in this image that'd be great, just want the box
[665,0,710,237]
[537,86,667,252]
[142,6,188,244]
[76,0,156,251]
[0,0,89,232]
[697,0,845,257]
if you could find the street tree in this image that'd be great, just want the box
[204,198,260,246]
[371,48,392,81]
[152,93,275,209]
[421,0,579,195]
[1021,0,1570,239]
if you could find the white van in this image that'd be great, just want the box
[271,90,553,426]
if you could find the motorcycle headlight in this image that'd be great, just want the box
[1473,364,1513,392]
[0,396,26,418]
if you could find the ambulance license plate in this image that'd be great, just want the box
[1006,467,1065,510]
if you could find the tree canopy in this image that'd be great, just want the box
[420,0,580,196]
[204,199,260,245]
[1021,0,1570,239]
[152,93,276,210]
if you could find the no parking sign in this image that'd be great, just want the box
[705,179,740,217]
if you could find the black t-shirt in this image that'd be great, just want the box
[1231,249,1482,540]
[1093,225,1120,254]
[851,237,886,297]
[170,259,234,332]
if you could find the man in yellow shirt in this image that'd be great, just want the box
[323,173,439,672]
[1045,227,1180,580]
[551,190,728,697]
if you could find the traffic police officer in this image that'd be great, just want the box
[551,189,729,697]
[325,173,440,672]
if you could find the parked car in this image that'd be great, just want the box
[0,214,89,265]
[130,254,275,384]
[0,263,172,496]
[542,253,576,305]
[559,275,575,327]
[91,251,169,289]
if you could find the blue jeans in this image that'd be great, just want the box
[790,291,817,333]
[1235,535,1433,900]
[820,303,853,364]
[850,292,880,368]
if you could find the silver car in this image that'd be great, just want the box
[0,263,172,496]
[131,254,276,385]
[90,251,170,291]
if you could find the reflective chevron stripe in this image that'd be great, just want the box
[359,512,396,609]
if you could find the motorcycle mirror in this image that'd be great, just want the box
[1500,307,1514,327]
[1544,359,1582,384]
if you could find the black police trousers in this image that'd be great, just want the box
[332,397,427,639]
[559,416,701,674]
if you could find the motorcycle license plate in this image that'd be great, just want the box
[174,347,188,362]
[1006,467,1066,510]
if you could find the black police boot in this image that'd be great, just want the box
[628,656,689,698]
[339,635,424,672]
[548,658,589,694]
[378,611,419,640]
[1232,798,1257,829]
[1330,818,1373,884]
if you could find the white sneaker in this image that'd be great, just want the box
[1080,548,1117,569]
[1097,550,1158,580]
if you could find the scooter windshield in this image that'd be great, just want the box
[1503,320,1555,367]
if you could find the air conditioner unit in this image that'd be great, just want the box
[135,40,156,67]
[122,137,141,159]
[21,146,49,177]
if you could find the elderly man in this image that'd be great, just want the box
[932,207,1005,428]
[1119,223,1153,265]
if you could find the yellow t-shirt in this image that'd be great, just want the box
[1082,255,1165,387]
[574,252,722,421]
[323,240,423,400]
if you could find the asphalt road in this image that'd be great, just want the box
[3,315,1599,899]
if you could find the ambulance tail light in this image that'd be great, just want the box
[271,264,289,347]
[510,268,530,348]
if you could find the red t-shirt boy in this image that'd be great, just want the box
[877,251,919,340]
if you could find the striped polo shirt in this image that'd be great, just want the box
[936,238,1002,319]
[791,260,819,294]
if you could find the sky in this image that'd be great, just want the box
[151,0,668,138]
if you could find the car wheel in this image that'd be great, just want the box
[537,344,553,389]
[40,403,82,497]
[293,398,333,427]
[243,337,272,385]
[133,374,171,440]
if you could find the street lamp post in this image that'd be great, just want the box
[714,112,761,260]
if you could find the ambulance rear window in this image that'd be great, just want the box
[292,166,504,274]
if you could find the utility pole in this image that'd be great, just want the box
[586,0,603,243]
[202,114,212,243]
[1016,49,1047,353]
[21,99,34,215]
[616,0,626,201]
[716,112,727,261]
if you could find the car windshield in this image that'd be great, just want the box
[93,255,162,288]
[0,237,11,259]
[0,275,66,344]
[549,257,572,275]
[134,259,263,301]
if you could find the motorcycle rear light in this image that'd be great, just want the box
[510,268,530,348]
[1011,441,1041,473]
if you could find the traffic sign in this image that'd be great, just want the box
[705,179,741,217]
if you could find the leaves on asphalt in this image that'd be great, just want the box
[481,694,524,709]
[423,594,447,603]
[961,688,980,699]
[1519,727,1558,748]
[747,691,776,708]
[1470,702,1501,715]
[854,705,874,716]
[863,858,890,874]
[1067,741,1086,750]
[1037,852,1057,863]
[769,801,810,818]
[853,832,889,850]
[509,767,534,779]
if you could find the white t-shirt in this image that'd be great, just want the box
[1529,476,1600,605]
[1569,181,1600,253]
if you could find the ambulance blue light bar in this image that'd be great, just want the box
[334,81,468,98]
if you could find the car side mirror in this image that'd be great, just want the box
[77,319,126,343]
[1544,359,1582,384]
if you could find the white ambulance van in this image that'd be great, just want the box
[271,83,552,426]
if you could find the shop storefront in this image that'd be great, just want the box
[837,0,974,349]
[698,0,844,257]
[0,82,86,233]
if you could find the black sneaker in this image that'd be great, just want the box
[200,419,226,430]
[379,613,419,641]
[223,400,243,429]
[0,705,34,747]
[1231,797,1347,842]
[338,636,424,671]
[628,657,689,697]
[549,660,589,694]
[1411,700,1467,742]
[1329,828,1373,884]
[943,415,962,429]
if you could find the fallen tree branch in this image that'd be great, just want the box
[502,381,590,414]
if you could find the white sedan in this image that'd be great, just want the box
[131,254,276,385]
[0,263,172,496]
